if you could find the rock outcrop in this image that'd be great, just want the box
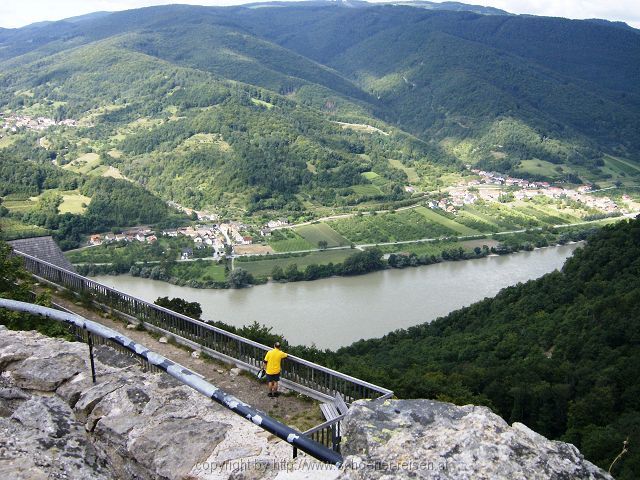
[0,326,612,480]
[337,398,612,480]
[0,326,335,480]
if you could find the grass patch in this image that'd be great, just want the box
[169,260,226,282]
[414,206,481,235]
[236,249,355,278]
[58,191,91,214]
[250,98,274,109]
[295,223,350,248]
[351,184,383,196]
[516,159,565,178]
[63,152,101,174]
[603,155,640,177]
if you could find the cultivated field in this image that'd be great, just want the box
[236,249,355,277]
[295,223,350,248]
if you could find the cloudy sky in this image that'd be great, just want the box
[0,0,639,29]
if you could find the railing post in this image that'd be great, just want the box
[87,329,97,384]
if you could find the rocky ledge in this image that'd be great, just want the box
[0,326,335,480]
[0,326,611,480]
[337,398,612,480]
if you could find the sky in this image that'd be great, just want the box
[0,0,638,29]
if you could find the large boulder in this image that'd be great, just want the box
[338,399,612,480]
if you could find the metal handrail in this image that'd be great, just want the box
[14,250,393,403]
[0,298,343,466]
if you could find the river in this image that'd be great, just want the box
[92,243,581,349]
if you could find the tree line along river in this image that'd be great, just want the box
[92,243,582,349]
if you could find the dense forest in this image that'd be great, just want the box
[322,216,640,478]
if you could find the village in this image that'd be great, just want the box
[0,112,78,134]
[86,217,292,260]
[425,168,630,215]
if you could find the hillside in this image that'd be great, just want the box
[329,216,640,478]
[0,2,639,244]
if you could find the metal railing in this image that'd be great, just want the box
[15,251,393,405]
[0,298,343,466]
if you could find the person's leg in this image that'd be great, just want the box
[273,380,279,396]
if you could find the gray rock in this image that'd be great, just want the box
[74,377,128,422]
[0,342,32,369]
[230,367,242,376]
[191,350,201,359]
[129,416,229,479]
[0,394,112,479]
[337,399,612,480]
[8,352,86,391]
[158,336,168,344]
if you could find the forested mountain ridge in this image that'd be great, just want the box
[0,2,639,230]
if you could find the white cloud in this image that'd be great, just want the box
[0,1,638,29]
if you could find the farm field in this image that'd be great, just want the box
[0,218,48,240]
[329,209,456,243]
[267,230,314,252]
[377,238,499,256]
[3,198,37,213]
[295,223,350,248]
[413,206,481,235]
[236,249,355,278]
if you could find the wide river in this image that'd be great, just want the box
[92,243,581,349]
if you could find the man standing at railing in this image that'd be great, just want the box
[264,342,288,398]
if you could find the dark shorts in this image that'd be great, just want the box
[265,373,280,382]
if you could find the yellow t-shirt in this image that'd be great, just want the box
[264,348,288,375]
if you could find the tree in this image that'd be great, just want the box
[154,296,202,319]
[271,265,285,281]
[318,240,328,250]
[228,267,253,288]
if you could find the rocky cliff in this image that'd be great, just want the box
[337,399,613,480]
[0,326,613,480]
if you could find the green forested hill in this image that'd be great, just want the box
[330,217,640,478]
[0,2,639,222]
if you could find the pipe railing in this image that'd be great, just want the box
[14,251,393,404]
[0,298,344,466]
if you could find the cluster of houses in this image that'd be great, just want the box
[425,168,627,215]
[89,228,158,246]
[87,221,260,257]
[1,113,78,133]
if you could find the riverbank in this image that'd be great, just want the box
[77,221,602,289]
